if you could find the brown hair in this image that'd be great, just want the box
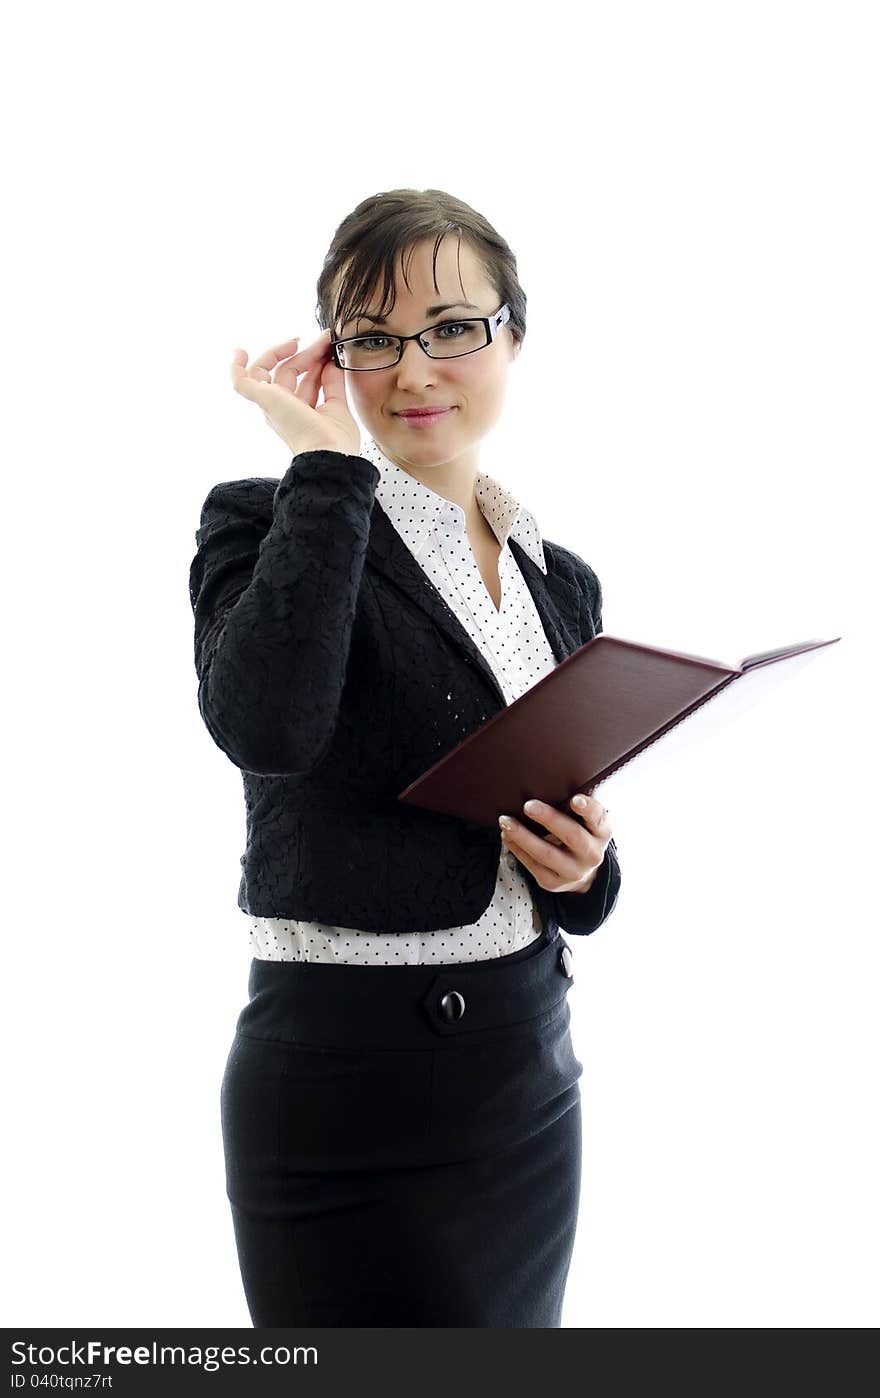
[314,188,527,351]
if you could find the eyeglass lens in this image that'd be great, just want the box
[337,319,489,370]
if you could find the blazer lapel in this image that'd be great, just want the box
[365,500,583,707]
[507,536,583,664]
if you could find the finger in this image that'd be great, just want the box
[230,347,256,387]
[277,347,336,399]
[265,328,335,381]
[231,339,314,400]
[499,816,583,882]
[278,348,349,412]
[229,372,293,411]
[273,331,336,391]
[520,797,598,849]
[314,352,351,410]
[250,336,306,374]
[231,351,289,398]
[230,344,299,395]
[500,830,579,886]
[234,331,332,393]
[290,362,324,411]
[567,793,611,834]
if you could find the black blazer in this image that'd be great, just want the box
[188,449,621,938]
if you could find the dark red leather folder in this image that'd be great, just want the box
[397,634,841,835]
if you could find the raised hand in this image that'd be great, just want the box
[230,329,361,458]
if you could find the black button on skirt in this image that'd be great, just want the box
[220,925,584,1327]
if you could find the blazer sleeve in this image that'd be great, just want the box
[546,836,621,937]
[543,552,622,937]
[188,449,380,775]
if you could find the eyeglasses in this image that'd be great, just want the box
[331,303,511,371]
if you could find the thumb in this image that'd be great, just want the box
[317,358,358,435]
[318,353,350,410]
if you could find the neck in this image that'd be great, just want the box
[373,441,487,536]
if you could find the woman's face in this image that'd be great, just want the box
[335,237,520,477]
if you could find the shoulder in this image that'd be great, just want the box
[541,537,602,606]
[196,475,278,531]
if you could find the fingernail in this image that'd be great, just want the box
[573,795,587,808]
[523,799,540,812]
[498,815,514,829]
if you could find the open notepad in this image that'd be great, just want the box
[397,634,841,834]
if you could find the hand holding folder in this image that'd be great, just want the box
[397,633,841,839]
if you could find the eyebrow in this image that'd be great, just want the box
[342,301,481,329]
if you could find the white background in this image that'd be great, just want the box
[3,0,876,1329]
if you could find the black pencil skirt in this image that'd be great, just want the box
[220,923,584,1327]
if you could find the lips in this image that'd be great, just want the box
[396,406,455,417]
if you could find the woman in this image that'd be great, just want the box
[188,187,621,1327]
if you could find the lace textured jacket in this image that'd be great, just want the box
[188,449,621,937]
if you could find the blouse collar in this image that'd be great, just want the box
[360,436,548,575]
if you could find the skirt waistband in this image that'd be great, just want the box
[234,925,573,1050]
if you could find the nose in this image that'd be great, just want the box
[392,336,442,385]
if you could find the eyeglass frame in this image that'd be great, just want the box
[329,302,512,371]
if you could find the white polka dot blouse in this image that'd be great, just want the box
[245,436,560,965]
